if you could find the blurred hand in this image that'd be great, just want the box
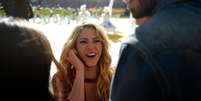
[66,49,84,72]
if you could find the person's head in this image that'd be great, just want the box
[59,23,113,101]
[0,17,55,100]
[80,4,87,11]
[103,6,110,13]
[61,23,111,69]
[123,0,157,18]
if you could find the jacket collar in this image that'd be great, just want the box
[153,0,190,13]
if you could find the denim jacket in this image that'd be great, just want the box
[110,0,201,100]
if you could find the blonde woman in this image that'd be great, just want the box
[52,23,113,101]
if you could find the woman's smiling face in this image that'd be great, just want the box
[76,27,102,68]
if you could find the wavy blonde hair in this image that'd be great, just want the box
[57,23,113,101]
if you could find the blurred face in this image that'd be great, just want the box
[123,0,156,18]
[76,27,102,68]
[125,0,141,18]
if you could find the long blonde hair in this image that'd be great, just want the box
[57,23,113,101]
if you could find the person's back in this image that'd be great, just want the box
[110,0,201,100]
[0,17,54,101]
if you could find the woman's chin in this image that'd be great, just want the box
[85,62,97,68]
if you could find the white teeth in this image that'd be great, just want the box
[123,0,130,3]
[87,52,96,56]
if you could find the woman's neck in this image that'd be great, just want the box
[84,66,98,80]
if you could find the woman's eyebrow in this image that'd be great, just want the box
[79,37,88,40]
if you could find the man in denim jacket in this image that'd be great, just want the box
[110,0,201,100]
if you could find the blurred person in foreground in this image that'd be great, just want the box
[1,0,33,19]
[0,17,59,101]
[110,0,201,100]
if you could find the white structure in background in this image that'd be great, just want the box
[108,0,114,16]
[78,4,91,24]
[100,6,116,31]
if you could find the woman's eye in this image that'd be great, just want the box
[79,40,87,44]
[94,39,101,43]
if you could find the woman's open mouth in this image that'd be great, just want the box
[86,52,96,58]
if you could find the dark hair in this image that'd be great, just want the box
[133,0,157,18]
[1,0,33,19]
[0,17,54,101]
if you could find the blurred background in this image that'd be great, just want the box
[0,0,136,79]
[0,0,130,18]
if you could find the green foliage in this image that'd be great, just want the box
[89,7,124,17]
[107,31,124,43]
[32,6,124,17]
[33,7,78,17]
[88,7,103,17]
[112,8,125,17]
[0,6,6,16]
[0,6,125,17]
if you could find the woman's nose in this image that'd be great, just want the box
[87,43,94,49]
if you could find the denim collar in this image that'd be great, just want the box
[153,0,190,13]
